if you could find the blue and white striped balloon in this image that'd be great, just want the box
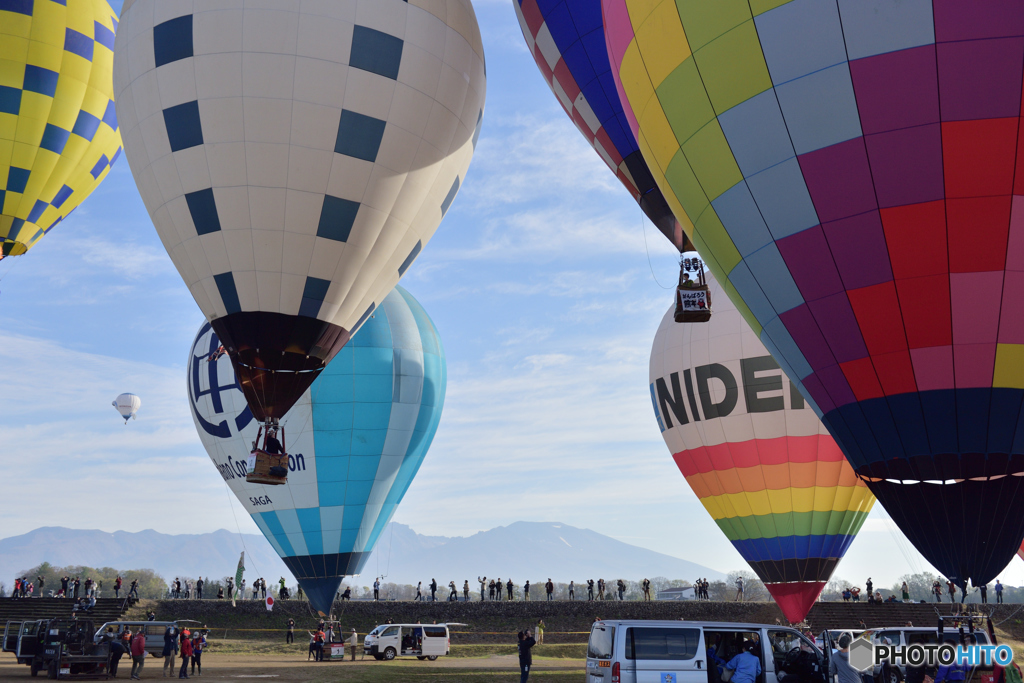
[187,286,445,614]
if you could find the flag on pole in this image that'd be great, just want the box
[232,552,245,607]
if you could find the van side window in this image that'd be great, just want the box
[423,627,446,638]
[877,631,902,646]
[626,627,700,661]
[382,626,400,638]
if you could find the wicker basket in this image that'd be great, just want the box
[246,450,288,485]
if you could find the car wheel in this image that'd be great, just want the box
[384,648,396,661]
[47,664,56,679]
[427,656,438,661]
[30,661,39,677]
[373,654,384,661]
[417,656,427,661]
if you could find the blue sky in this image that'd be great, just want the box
[0,0,1019,589]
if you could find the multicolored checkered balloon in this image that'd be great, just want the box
[0,0,122,258]
[512,0,687,251]
[604,0,1024,587]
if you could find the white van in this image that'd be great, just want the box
[364,623,451,661]
[586,620,826,683]
[853,627,993,683]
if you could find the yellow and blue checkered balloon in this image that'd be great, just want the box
[0,0,122,259]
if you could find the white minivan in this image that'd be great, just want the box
[586,620,827,683]
[364,623,451,661]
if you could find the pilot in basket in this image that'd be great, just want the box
[247,421,289,485]
[674,253,712,323]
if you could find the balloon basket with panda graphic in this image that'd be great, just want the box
[674,253,712,323]
[247,420,289,486]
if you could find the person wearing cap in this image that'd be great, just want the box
[725,640,762,683]
[349,629,358,661]
[178,632,192,679]
[830,634,864,683]
[162,624,178,677]
[264,428,283,454]
[517,629,536,683]
[190,631,205,677]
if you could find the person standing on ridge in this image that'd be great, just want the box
[196,577,204,600]
[545,579,554,601]
[373,578,380,601]
[642,578,651,601]
[568,581,574,600]
[866,578,873,602]
[735,576,744,601]
[416,581,423,601]
[517,630,536,683]
[477,577,486,601]
[496,578,504,601]
[524,580,531,601]
[946,580,956,603]
[507,579,514,601]
[587,579,594,601]
[430,578,437,602]
[463,580,470,602]
[996,580,1004,603]
[489,579,496,601]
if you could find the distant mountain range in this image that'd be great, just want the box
[0,523,725,587]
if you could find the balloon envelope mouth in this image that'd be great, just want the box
[211,312,350,421]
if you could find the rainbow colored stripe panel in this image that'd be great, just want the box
[513,0,686,250]
[0,0,122,257]
[606,1,1024,478]
[676,433,873,581]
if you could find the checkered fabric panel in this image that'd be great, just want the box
[0,0,122,258]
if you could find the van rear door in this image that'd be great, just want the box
[3,622,22,652]
[626,625,705,683]
[587,623,616,683]
[422,626,448,656]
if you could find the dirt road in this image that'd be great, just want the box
[0,652,584,682]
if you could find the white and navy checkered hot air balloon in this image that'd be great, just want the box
[114,0,484,433]
[187,286,445,616]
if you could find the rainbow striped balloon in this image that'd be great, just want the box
[606,0,1024,588]
[650,275,874,623]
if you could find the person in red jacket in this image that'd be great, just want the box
[129,628,146,680]
[178,635,193,678]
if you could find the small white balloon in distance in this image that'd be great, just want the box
[112,393,142,423]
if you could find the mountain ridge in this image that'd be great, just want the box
[0,522,725,588]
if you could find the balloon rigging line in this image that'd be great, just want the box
[640,208,673,290]
[221,480,264,586]
[883,515,922,577]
